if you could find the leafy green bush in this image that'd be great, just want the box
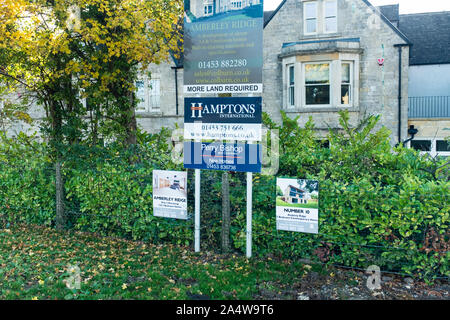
[228,111,449,280]
[0,112,448,280]
[0,132,55,226]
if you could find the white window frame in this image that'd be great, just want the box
[282,54,359,109]
[135,79,147,112]
[409,138,450,158]
[304,1,318,35]
[149,77,161,112]
[287,64,296,108]
[303,61,332,107]
[323,0,338,34]
[340,61,353,106]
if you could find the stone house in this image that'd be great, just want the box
[2,0,449,154]
[138,0,413,145]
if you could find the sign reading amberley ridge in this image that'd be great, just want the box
[183,0,264,94]
[153,170,188,220]
[184,97,262,141]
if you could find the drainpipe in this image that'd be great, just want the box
[171,66,182,115]
[394,43,410,145]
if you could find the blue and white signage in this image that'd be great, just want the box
[276,178,319,234]
[184,97,262,141]
[184,142,261,173]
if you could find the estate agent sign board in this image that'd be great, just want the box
[184,96,262,141]
[183,0,264,94]
[184,141,262,173]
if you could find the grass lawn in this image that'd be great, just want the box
[276,198,319,209]
[0,224,321,300]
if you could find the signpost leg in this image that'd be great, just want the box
[195,168,201,252]
[246,171,252,258]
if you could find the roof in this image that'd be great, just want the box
[263,10,274,25]
[378,4,399,27]
[264,0,410,43]
[398,11,450,65]
[287,185,305,193]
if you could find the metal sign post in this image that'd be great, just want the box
[195,167,200,252]
[246,171,252,258]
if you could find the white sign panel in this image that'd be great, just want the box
[153,170,188,220]
[276,178,319,234]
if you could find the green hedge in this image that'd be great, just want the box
[0,112,448,280]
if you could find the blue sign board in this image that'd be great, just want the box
[184,0,264,94]
[184,96,262,141]
[184,141,261,173]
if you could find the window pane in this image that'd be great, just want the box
[342,63,350,83]
[135,80,147,111]
[411,140,431,152]
[289,86,295,106]
[306,19,316,33]
[305,2,317,18]
[437,140,450,152]
[325,1,337,17]
[306,85,330,105]
[305,64,329,84]
[149,79,160,110]
[325,17,337,32]
[341,84,350,104]
[289,66,294,85]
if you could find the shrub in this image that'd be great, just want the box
[0,112,448,280]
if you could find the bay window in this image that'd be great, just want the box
[282,58,358,109]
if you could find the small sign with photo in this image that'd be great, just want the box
[153,170,188,220]
[276,178,319,234]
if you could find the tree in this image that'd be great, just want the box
[0,0,183,228]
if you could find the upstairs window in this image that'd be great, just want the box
[204,5,213,15]
[303,0,338,35]
[304,1,318,34]
[324,0,337,33]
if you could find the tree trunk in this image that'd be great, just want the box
[125,92,137,146]
[55,160,65,230]
[221,171,231,253]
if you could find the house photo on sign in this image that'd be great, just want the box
[183,0,264,94]
[276,178,319,234]
[153,170,188,220]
